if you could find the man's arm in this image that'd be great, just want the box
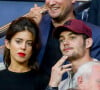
[28,4,47,24]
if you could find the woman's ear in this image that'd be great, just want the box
[85,38,93,48]
[5,39,10,49]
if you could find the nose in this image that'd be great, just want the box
[21,43,26,50]
[47,0,56,5]
[63,40,70,46]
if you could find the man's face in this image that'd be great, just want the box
[82,65,100,90]
[59,31,86,60]
[45,0,75,20]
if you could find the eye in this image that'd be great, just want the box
[15,40,22,44]
[59,38,64,43]
[70,36,76,39]
[27,42,33,46]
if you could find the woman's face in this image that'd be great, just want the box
[5,30,34,65]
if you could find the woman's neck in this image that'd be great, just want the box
[8,63,31,73]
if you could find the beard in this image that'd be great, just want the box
[67,53,81,61]
[68,49,86,61]
[51,7,72,23]
[62,45,86,61]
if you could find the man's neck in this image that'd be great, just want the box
[71,56,93,73]
[52,14,75,27]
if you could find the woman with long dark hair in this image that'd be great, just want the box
[0,17,48,90]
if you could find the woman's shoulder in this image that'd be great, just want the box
[0,69,8,77]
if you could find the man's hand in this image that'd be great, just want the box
[27,4,47,24]
[49,56,72,87]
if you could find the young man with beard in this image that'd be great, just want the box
[46,19,98,90]
[28,0,100,78]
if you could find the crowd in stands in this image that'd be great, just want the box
[0,0,100,90]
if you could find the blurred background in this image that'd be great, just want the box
[0,0,45,27]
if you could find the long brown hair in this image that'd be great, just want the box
[4,17,41,70]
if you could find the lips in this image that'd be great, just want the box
[49,5,59,12]
[50,7,59,12]
[18,53,26,57]
[63,48,72,51]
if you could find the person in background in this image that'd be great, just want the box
[46,19,98,90]
[73,61,100,90]
[28,0,100,79]
[88,0,100,26]
[0,17,48,90]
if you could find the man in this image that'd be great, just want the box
[28,0,100,78]
[45,19,98,90]
[73,61,100,90]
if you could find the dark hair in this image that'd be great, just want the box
[3,17,41,70]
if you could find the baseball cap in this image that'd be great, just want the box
[53,19,92,39]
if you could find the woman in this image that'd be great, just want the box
[0,17,48,90]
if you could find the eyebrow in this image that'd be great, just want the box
[15,38,33,41]
[68,32,76,36]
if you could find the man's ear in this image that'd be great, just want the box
[85,38,93,48]
[77,76,84,89]
[5,39,10,49]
